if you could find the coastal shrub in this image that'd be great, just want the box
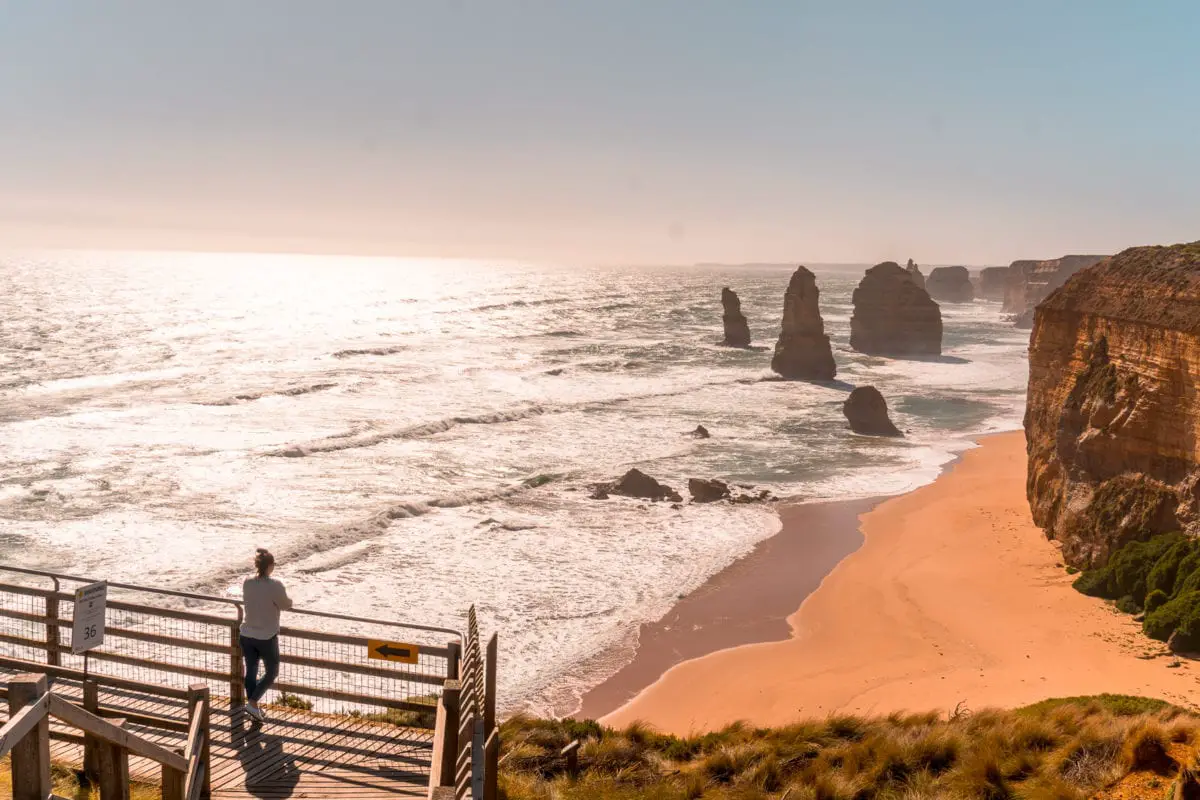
[1148,540,1197,598]
[1146,589,1170,614]
[1111,532,1186,605]
[1173,549,1200,596]
[1071,532,1187,604]
[1115,595,1141,614]
[1073,567,1115,598]
[499,697,1197,800]
[1144,591,1200,642]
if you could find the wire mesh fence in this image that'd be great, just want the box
[0,566,462,730]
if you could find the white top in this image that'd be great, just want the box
[240,576,293,640]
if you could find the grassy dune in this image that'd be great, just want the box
[499,696,1197,799]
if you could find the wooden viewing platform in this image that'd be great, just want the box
[0,671,432,798]
[0,566,500,800]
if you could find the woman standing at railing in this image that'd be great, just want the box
[240,548,292,722]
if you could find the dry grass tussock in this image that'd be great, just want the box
[499,696,1199,800]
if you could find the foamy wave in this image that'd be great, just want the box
[331,346,407,359]
[267,405,549,457]
[470,297,573,313]
[199,382,337,406]
[266,378,769,457]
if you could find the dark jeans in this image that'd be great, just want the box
[240,634,280,704]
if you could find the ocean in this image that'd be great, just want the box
[0,251,1029,716]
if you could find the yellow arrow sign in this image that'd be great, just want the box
[367,640,420,663]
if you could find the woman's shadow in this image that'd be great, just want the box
[233,713,302,798]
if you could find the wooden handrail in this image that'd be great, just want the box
[0,654,191,700]
[47,694,189,772]
[0,694,50,758]
[185,760,206,800]
[5,673,209,800]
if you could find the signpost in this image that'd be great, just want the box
[367,639,420,664]
[72,581,108,656]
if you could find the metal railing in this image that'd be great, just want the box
[0,565,463,726]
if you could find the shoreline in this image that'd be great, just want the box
[576,496,878,719]
[601,430,1200,734]
[576,439,982,720]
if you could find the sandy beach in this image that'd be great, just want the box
[577,498,875,718]
[603,431,1200,735]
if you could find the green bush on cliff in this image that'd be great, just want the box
[1072,532,1186,604]
[1148,540,1196,598]
[1113,533,1186,605]
[1145,589,1169,614]
[1144,591,1200,642]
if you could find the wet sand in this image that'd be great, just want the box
[577,498,876,719]
[602,431,1200,735]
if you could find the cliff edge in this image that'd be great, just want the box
[1025,241,1200,566]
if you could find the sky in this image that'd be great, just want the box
[1,1,1198,265]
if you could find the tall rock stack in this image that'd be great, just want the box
[770,266,837,380]
[719,287,751,348]
[926,266,975,303]
[850,262,943,357]
[1025,242,1200,566]
[978,267,1011,301]
[906,259,926,290]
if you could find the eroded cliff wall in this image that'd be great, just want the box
[1025,242,1200,566]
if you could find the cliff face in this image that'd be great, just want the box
[850,262,942,357]
[771,267,836,380]
[1004,255,1108,327]
[1025,242,1200,566]
[979,267,1010,301]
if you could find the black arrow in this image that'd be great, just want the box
[374,644,412,659]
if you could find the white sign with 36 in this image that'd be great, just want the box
[72,581,108,655]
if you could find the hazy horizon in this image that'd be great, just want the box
[3,1,1198,264]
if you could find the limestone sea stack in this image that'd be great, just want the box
[1003,254,1108,327]
[849,262,943,357]
[905,259,926,290]
[925,266,975,303]
[719,287,751,348]
[978,266,1011,301]
[843,386,902,437]
[1025,242,1200,567]
[770,266,836,380]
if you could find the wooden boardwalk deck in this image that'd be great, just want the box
[0,675,431,798]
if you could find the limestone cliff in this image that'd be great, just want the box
[1025,242,1200,566]
[771,266,836,380]
[1004,255,1108,327]
[850,262,942,357]
[979,267,1010,301]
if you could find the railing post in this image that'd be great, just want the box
[162,748,185,800]
[97,717,130,800]
[472,717,485,799]
[229,626,245,706]
[484,633,497,734]
[483,729,499,800]
[84,679,101,783]
[446,639,461,680]
[45,594,60,667]
[187,683,212,799]
[9,673,51,800]
[429,679,460,788]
